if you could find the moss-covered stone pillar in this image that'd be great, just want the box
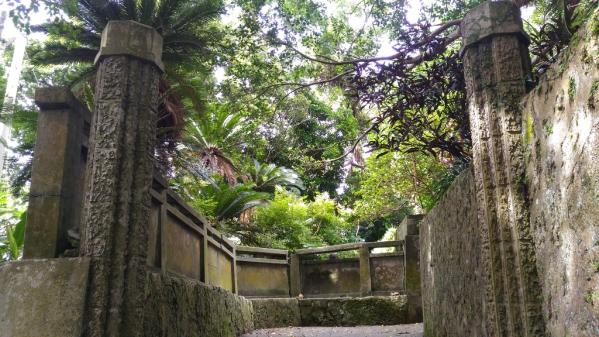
[290,254,302,297]
[460,2,545,336]
[404,233,421,322]
[24,87,90,258]
[79,21,163,337]
[359,245,371,296]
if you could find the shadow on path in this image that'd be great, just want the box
[242,323,423,337]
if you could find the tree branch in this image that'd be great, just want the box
[280,19,461,66]
[323,121,378,163]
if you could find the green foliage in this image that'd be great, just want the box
[348,151,447,216]
[584,291,598,305]
[0,182,26,261]
[264,95,358,198]
[27,0,225,66]
[225,187,354,250]
[0,51,7,111]
[247,160,304,193]
[11,0,590,253]
[201,180,270,221]
[180,106,245,183]
[341,151,463,241]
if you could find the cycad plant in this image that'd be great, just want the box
[29,0,225,151]
[201,181,270,222]
[247,160,305,193]
[32,0,224,66]
[181,106,244,184]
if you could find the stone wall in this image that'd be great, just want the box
[301,258,361,297]
[237,262,290,298]
[522,19,599,337]
[298,296,412,326]
[251,298,300,329]
[370,254,405,293]
[420,15,599,337]
[0,259,90,337]
[420,167,487,337]
[251,296,415,329]
[143,272,254,337]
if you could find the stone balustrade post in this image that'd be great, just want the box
[359,245,371,296]
[290,254,302,297]
[24,87,90,258]
[460,2,545,336]
[78,21,163,337]
[402,216,422,322]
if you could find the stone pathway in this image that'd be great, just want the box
[242,323,423,337]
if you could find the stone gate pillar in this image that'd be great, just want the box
[24,87,90,259]
[460,2,545,337]
[79,21,163,337]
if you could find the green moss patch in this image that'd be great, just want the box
[299,296,413,327]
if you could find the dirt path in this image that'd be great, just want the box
[241,323,423,337]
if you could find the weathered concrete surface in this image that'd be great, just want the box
[242,323,424,337]
[404,234,421,323]
[80,21,162,337]
[238,262,290,298]
[462,2,545,336]
[25,87,90,258]
[299,296,411,327]
[522,15,599,337]
[420,167,487,337]
[301,258,361,297]
[370,253,404,293]
[252,298,300,329]
[95,20,164,70]
[396,215,423,241]
[0,258,90,337]
[421,10,599,337]
[206,242,235,291]
[143,272,254,337]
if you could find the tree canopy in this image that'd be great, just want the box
[0,0,596,252]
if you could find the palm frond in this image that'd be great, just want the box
[210,183,270,221]
[31,22,101,47]
[153,0,188,32]
[29,44,98,65]
[249,160,305,193]
[78,0,122,33]
[138,0,157,24]
[122,0,138,21]
[169,0,224,33]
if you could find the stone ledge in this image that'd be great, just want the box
[95,20,164,71]
[252,298,301,329]
[460,1,529,55]
[299,296,412,327]
[144,272,254,337]
[0,258,90,337]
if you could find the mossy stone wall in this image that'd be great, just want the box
[420,12,599,337]
[143,272,254,337]
[298,296,412,327]
[251,298,301,329]
[522,15,599,337]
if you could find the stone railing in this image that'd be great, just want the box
[291,241,405,298]
[149,176,237,292]
[23,87,238,293]
[236,215,422,304]
[236,246,290,298]
[22,86,421,305]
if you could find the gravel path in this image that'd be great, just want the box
[241,323,423,337]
